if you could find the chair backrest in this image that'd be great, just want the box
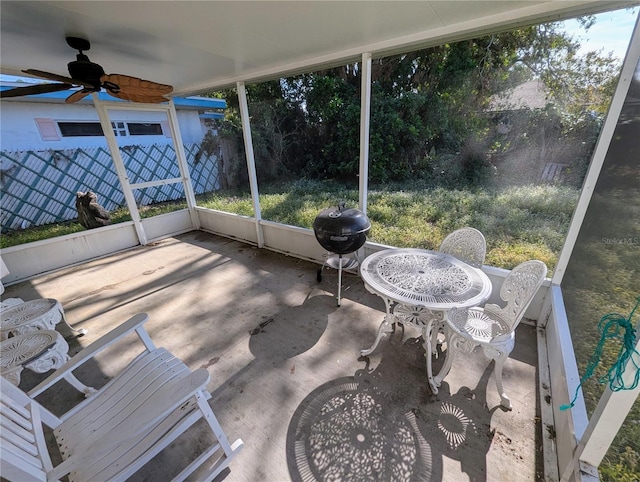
[486,260,547,332]
[439,227,486,268]
[1,379,53,482]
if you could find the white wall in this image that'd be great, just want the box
[0,100,206,151]
[176,110,207,144]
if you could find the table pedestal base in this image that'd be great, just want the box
[360,296,395,356]
[360,298,450,394]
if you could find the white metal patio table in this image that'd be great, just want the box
[359,248,492,393]
[0,298,87,340]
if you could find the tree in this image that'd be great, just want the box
[212,17,621,187]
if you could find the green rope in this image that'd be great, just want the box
[560,296,640,411]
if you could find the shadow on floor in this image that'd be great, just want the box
[286,331,501,482]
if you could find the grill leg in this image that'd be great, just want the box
[317,252,330,282]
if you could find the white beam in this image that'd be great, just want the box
[548,285,590,479]
[93,95,147,245]
[130,178,182,190]
[359,53,372,214]
[237,81,264,248]
[168,99,200,230]
[553,14,640,285]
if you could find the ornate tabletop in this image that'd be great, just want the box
[360,248,491,310]
[0,328,96,395]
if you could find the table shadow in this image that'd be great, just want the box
[286,332,499,481]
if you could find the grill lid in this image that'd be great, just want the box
[313,202,371,236]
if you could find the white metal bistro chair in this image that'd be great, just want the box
[438,260,547,409]
[0,313,243,482]
[439,227,486,269]
[394,227,487,348]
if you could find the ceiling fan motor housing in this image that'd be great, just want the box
[68,55,105,90]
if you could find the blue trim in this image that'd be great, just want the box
[199,113,224,119]
[0,86,226,109]
[176,96,226,109]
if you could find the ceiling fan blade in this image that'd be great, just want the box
[102,74,173,95]
[0,83,73,98]
[23,69,95,89]
[65,90,93,103]
[106,90,169,103]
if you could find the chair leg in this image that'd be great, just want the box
[176,391,243,482]
[64,373,98,398]
[493,353,512,410]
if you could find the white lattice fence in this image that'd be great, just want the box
[0,143,219,231]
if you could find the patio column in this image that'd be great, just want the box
[551,18,640,481]
[237,81,264,248]
[167,99,200,230]
[359,52,372,214]
[94,95,147,245]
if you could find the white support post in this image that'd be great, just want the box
[168,99,200,229]
[237,81,264,247]
[358,53,372,214]
[560,321,640,481]
[93,95,147,245]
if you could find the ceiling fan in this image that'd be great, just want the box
[0,37,173,103]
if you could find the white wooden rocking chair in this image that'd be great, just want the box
[0,313,243,481]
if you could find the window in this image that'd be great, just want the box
[55,120,163,137]
[58,122,104,137]
[112,122,127,136]
[34,118,60,141]
[127,123,163,136]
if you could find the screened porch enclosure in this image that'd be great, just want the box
[1,2,639,481]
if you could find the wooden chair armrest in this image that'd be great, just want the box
[28,313,152,398]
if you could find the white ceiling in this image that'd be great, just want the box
[0,1,632,97]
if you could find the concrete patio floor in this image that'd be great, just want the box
[3,231,543,481]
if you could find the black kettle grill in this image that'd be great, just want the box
[313,202,371,306]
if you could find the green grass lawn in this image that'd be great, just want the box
[197,180,578,274]
[1,180,578,276]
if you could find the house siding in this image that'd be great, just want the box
[0,101,207,150]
